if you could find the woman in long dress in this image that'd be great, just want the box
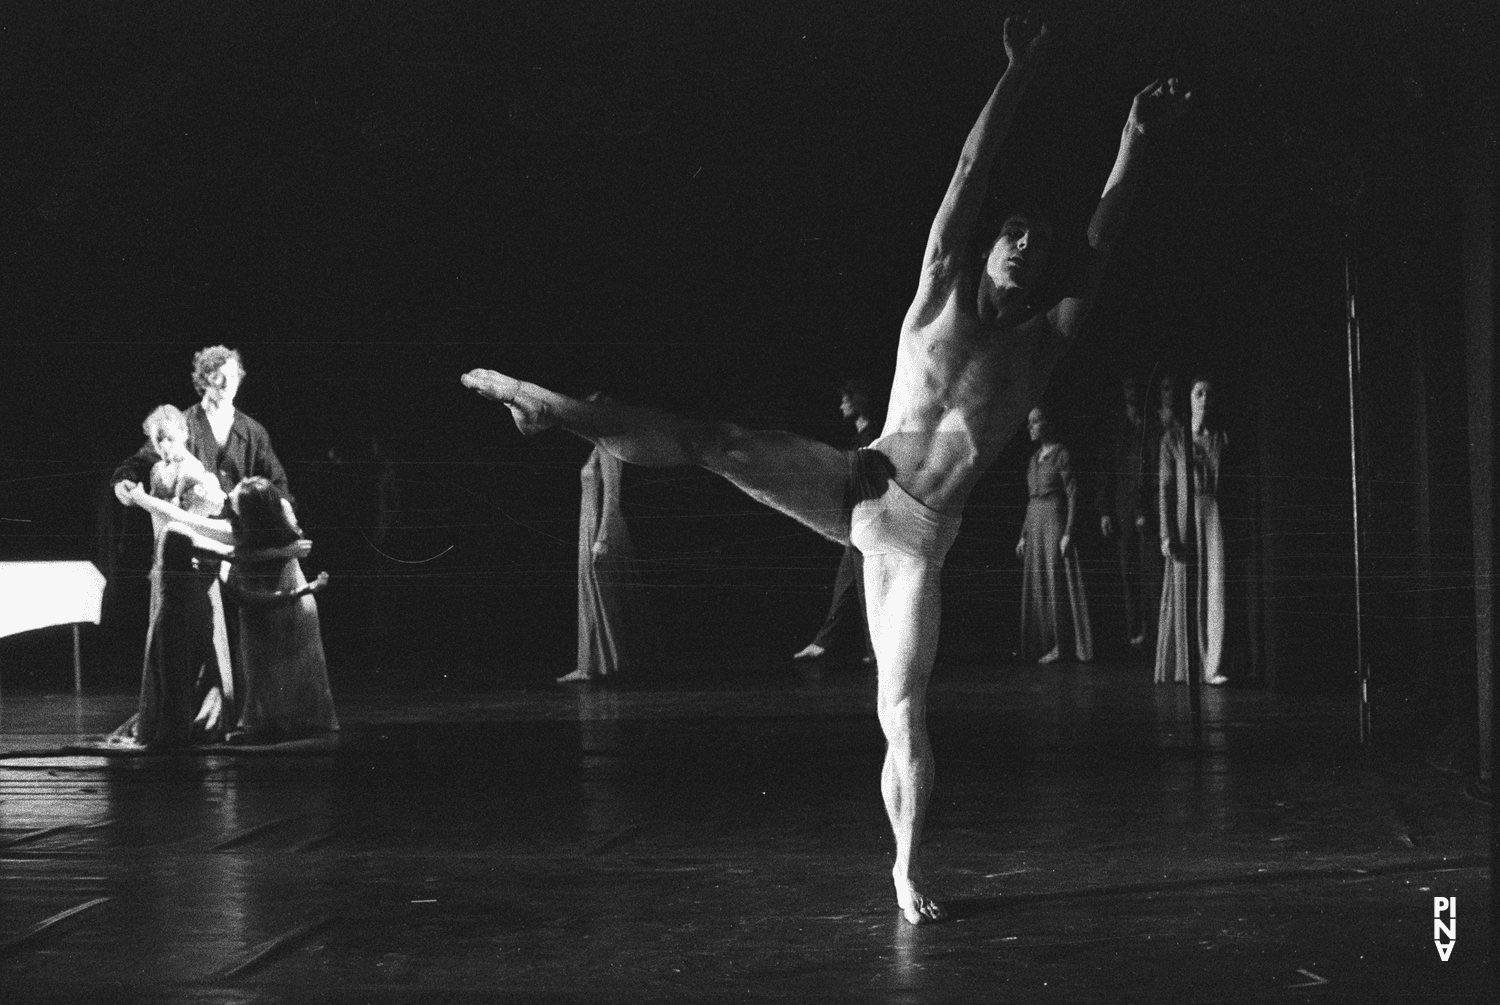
[559,439,640,683]
[1155,375,1230,685]
[223,477,338,741]
[1016,406,1094,664]
[111,406,235,748]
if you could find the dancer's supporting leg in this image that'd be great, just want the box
[864,551,944,924]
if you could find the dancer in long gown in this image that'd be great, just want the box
[1155,376,1230,685]
[1016,407,1094,663]
[110,406,234,748]
[463,17,1190,922]
[559,434,641,683]
[222,478,338,741]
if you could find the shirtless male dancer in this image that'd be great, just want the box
[463,17,1189,923]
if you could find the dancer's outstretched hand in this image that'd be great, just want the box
[1127,77,1192,137]
[1003,14,1051,69]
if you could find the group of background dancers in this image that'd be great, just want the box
[1014,372,1235,685]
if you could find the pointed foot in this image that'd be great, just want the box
[462,369,554,435]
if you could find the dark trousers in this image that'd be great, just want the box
[1116,523,1161,650]
[810,543,874,659]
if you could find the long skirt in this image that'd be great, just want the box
[233,558,339,739]
[1019,497,1094,662]
[1154,493,1226,683]
[578,552,640,678]
[115,527,234,748]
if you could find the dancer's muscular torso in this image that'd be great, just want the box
[876,279,1065,516]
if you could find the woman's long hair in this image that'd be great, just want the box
[229,477,301,549]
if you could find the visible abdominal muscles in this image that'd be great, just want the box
[874,417,1020,515]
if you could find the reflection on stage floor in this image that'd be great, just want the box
[1,658,1491,1002]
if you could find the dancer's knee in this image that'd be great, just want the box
[877,691,926,748]
[678,420,750,470]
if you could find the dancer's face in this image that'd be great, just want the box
[1159,378,1177,413]
[986,215,1052,291]
[202,359,243,408]
[1027,408,1048,442]
[839,394,856,420]
[151,425,188,464]
[1191,379,1212,423]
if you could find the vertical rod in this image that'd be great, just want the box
[1345,242,1370,744]
[73,625,82,695]
[1185,417,1202,747]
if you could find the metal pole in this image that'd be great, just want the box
[73,625,83,695]
[1345,240,1371,744]
[1184,421,1202,747]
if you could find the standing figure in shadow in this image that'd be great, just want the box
[1017,405,1094,663]
[1155,375,1230,685]
[1097,375,1154,653]
[792,378,881,665]
[560,394,646,683]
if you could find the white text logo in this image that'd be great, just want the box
[1433,897,1456,961]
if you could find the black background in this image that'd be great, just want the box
[2,1,1494,702]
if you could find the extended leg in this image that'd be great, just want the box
[463,368,852,543]
[863,551,944,924]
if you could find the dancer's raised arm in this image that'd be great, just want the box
[1047,77,1192,341]
[918,16,1049,293]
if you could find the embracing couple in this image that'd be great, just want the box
[109,346,337,749]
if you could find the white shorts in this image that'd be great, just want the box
[849,476,962,564]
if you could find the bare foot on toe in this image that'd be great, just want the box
[894,868,947,925]
[461,369,554,435]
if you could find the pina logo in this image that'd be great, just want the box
[1433,897,1456,961]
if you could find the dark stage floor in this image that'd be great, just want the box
[1,658,1492,1003]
